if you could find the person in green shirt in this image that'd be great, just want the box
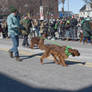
[20,14,31,47]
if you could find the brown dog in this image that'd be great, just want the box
[41,46,80,66]
[30,37,41,49]
[30,34,47,49]
[39,38,80,66]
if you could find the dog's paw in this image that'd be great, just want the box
[63,64,68,67]
[40,61,44,65]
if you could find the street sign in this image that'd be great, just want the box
[59,12,63,17]
[40,6,44,20]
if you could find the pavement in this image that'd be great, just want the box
[0,38,92,92]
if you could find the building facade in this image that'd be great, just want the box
[79,3,92,18]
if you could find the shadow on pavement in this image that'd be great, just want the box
[20,53,43,60]
[20,53,86,66]
[0,73,70,92]
[0,73,92,92]
[65,60,86,66]
[41,60,85,66]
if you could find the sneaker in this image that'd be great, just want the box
[15,56,22,61]
[8,50,13,58]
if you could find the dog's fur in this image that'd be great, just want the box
[39,38,80,66]
[30,34,47,49]
[30,37,41,49]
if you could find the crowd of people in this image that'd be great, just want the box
[0,20,8,39]
[0,8,92,44]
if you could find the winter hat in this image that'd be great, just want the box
[10,6,17,13]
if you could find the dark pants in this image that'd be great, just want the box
[22,35,29,46]
[10,35,19,57]
[50,28,55,39]
[2,29,8,38]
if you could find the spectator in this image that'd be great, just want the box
[0,24,3,39]
[65,19,71,40]
[20,14,31,47]
[1,20,8,38]
[70,15,78,40]
[33,19,40,36]
[81,18,92,44]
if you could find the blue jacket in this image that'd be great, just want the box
[7,13,20,36]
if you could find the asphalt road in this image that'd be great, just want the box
[0,38,92,92]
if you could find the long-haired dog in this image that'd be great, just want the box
[38,38,80,66]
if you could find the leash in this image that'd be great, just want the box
[45,39,62,46]
[39,35,63,46]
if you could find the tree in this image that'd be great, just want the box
[83,0,92,3]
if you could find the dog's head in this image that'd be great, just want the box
[42,33,48,38]
[69,49,80,57]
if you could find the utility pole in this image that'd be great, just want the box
[68,0,69,16]
[40,0,42,6]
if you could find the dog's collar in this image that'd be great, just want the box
[65,46,72,56]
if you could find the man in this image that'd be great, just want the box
[70,15,78,40]
[0,24,3,39]
[20,14,31,47]
[81,17,92,44]
[7,7,22,61]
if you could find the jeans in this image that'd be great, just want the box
[50,28,55,39]
[35,27,40,36]
[71,27,77,40]
[10,35,19,57]
[65,29,70,39]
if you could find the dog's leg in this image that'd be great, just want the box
[30,43,34,49]
[51,54,60,64]
[59,56,67,67]
[61,59,67,67]
[40,51,50,64]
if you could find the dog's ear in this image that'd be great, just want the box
[72,53,76,57]
[72,49,80,56]
[71,50,75,56]
[76,50,80,56]
[69,49,80,56]
[68,49,75,56]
